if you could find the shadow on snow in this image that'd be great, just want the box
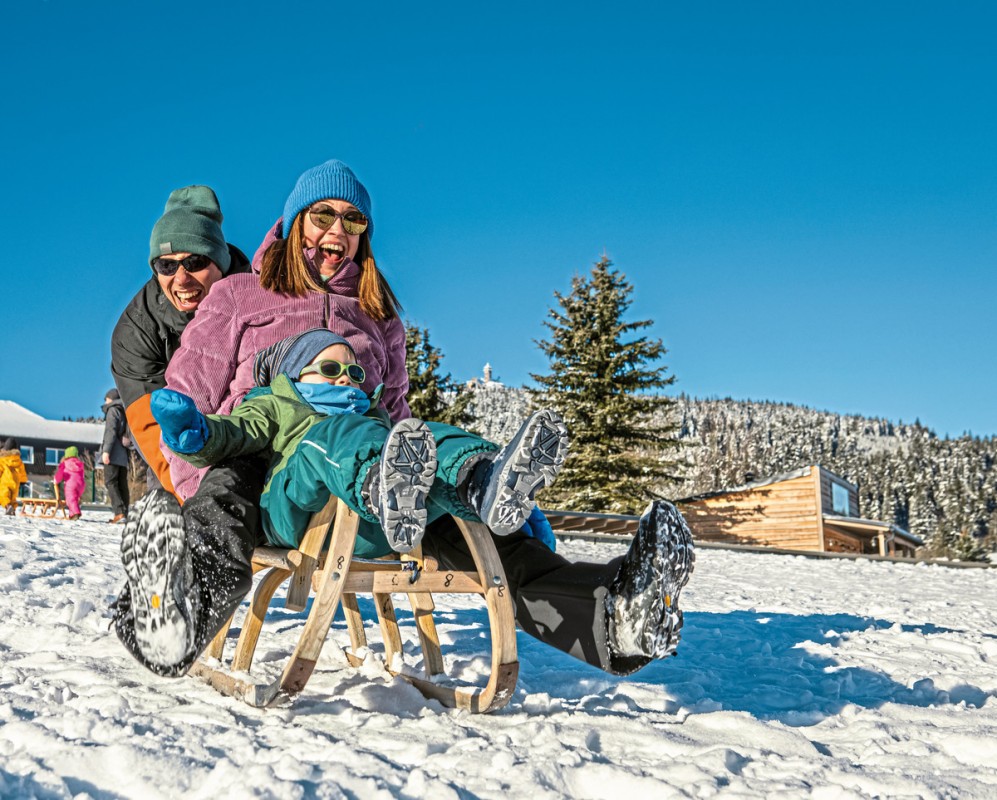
[515,609,993,725]
[234,591,994,724]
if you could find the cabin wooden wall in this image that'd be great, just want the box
[679,472,823,550]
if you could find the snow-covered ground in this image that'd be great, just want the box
[1,512,996,799]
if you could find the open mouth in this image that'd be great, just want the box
[173,288,204,309]
[318,244,346,264]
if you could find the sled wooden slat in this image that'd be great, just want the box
[230,566,293,673]
[284,497,337,612]
[408,590,446,676]
[373,592,403,668]
[190,497,518,713]
[342,593,367,654]
[336,570,485,594]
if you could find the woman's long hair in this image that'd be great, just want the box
[259,213,402,322]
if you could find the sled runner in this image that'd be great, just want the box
[189,496,519,713]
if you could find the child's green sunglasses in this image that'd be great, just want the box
[299,360,365,384]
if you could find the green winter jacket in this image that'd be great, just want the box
[182,374,333,484]
[175,374,495,555]
[179,374,393,554]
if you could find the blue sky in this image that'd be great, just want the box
[3,1,995,438]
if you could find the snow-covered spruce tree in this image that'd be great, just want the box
[404,323,476,429]
[530,257,681,513]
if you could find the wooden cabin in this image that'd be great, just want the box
[676,465,921,557]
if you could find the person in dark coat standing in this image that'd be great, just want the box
[101,389,130,522]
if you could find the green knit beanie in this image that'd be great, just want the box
[64,446,79,459]
[149,185,232,274]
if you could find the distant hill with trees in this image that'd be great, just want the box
[464,386,996,560]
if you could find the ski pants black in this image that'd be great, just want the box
[113,456,650,678]
[421,518,652,675]
[104,463,130,516]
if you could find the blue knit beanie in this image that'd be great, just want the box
[281,160,373,241]
[253,329,355,386]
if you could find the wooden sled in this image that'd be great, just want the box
[19,497,67,518]
[190,496,519,713]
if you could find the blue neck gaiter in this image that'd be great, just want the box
[294,382,371,416]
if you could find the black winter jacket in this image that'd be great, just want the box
[101,398,130,467]
[110,244,251,486]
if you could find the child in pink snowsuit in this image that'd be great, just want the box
[54,447,87,520]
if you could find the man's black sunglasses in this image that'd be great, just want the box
[152,254,214,276]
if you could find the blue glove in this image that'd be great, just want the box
[150,389,210,454]
[520,506,556,552]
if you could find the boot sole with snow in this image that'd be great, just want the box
[378,419,437,553]
[480,409,569,535]
[608,500,695,659]
[120,490,198,668]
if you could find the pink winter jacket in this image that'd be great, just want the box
[54,457,86,502]
[163,221,410,500]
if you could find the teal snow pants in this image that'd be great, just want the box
[260,415,497,557]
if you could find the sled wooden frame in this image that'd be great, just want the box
[189,496,519,713]
[19,497,67,518]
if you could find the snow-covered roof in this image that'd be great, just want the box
[0,399,104,445]
[676,466,814,502]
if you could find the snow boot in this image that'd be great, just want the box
[605,500,695,660]
[464,409,569,535]
[370,419,437,553]
[120,489,200,668]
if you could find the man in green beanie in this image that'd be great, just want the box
[148,185,233,313]
[110,185,253,493]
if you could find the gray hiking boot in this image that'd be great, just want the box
[120,490,200,668]
[466,409,569,535]
[606,500,695,660]
[372,419,437,553]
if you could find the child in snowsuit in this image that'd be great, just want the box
[151,328,569,557]
[54,446,87,520]
[0,438,28,516]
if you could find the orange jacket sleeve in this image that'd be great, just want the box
[125,394,178,499]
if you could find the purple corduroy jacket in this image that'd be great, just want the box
[163,219,409,500]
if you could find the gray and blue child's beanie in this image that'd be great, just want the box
[253,329,354,387]
[281,160,373,240]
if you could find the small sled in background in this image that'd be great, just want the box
[19,485,68,519]
[190,496,519,713]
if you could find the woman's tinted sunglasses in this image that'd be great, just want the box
[307,207,369,236]
[299,359,366,384]
[152,254,214,277]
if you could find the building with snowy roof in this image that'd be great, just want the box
[544,465,921,559]
[677,465,922,557]
[0,400,104,496]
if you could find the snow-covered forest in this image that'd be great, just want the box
[466,384,997,558]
